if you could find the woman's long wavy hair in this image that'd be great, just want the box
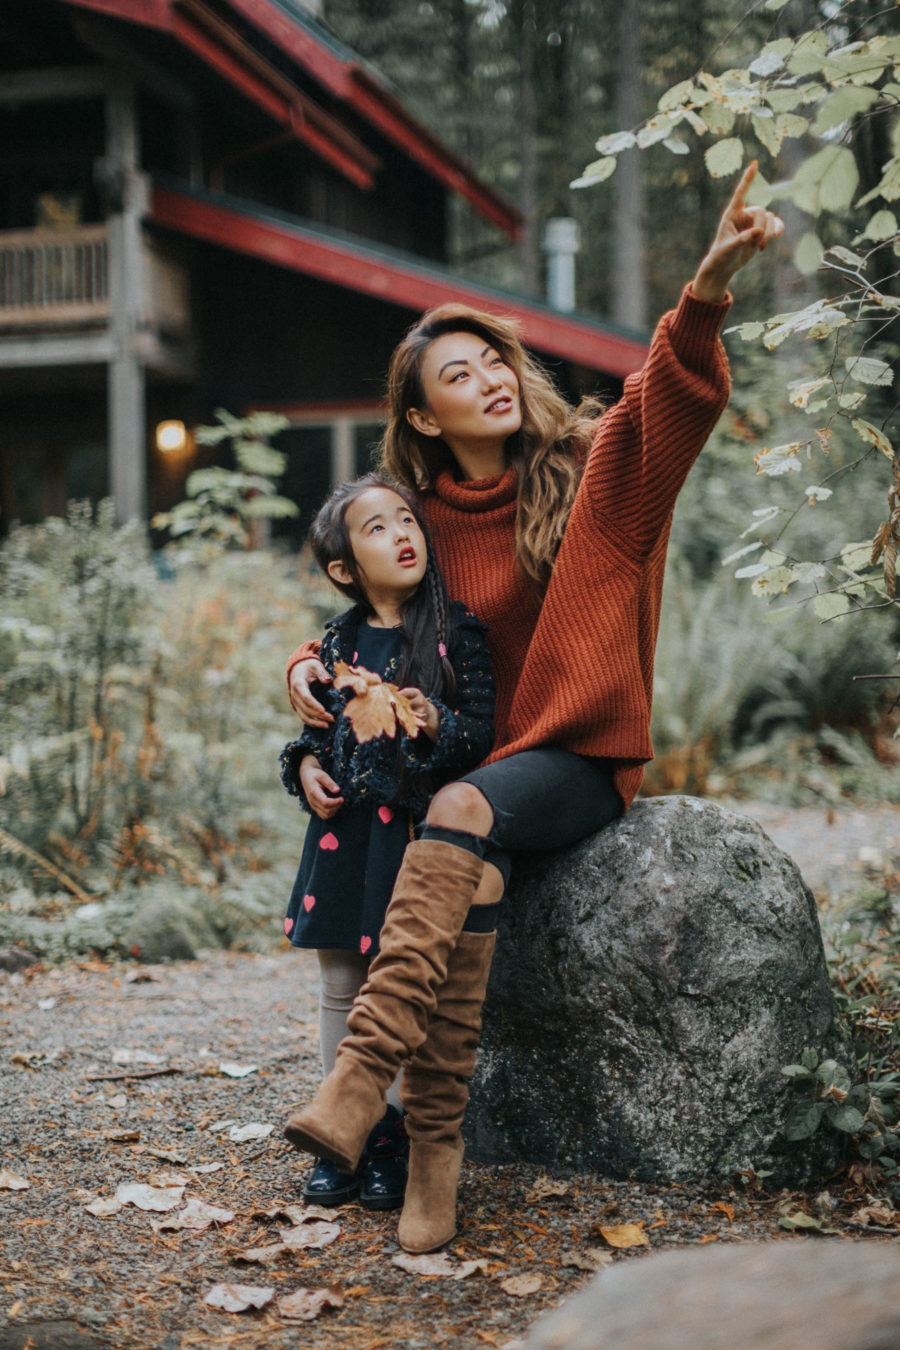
[378,303,603,591]
[309,473,456,703]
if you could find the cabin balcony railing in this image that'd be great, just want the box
[0,225,110,327]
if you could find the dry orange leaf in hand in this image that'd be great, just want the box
[334,662,419,742]
[597,1221,650,1250]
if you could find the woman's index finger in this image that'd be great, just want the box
[728,160,758,211]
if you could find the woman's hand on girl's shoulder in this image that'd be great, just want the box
[399,687,440,742]
[299,754,345,819]
[289,657,334,727]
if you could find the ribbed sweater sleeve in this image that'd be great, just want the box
[581,285,731,557]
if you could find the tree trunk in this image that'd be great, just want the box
[612,0,646,329]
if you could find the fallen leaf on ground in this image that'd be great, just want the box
[525,1177,571,1203]
[598,1221,650,1250]
[276,1286,345,1321]
[146,1147,187,1165]
[778,1211,837,1235]
[112,1049,166,1066]
[152,1198,235,1232]
[124,968,160,983]
[252,1202,332,1224]
[115,1181,185,1212]
[192,1162,224,1174]
[711,1201,735,1221]
[0,1170,30,1191]
[233,1243,289,1265]
[85,1195,123,1218]
[228,1122,274,1143]
[103,1129,141,1143]
[392,1252,486,1279]
[147,1171,190,1188]
[219,1062,258,1078]
[697,1233,720,1244]
[852,1202,897,1226]
[104,1094,127,1110]
[500,1272,544,1296]
[279,1220,341,1250]
[37,997,56,1011]
[203,1283,275,1312]
[207,1119,238,1133]
[559,1248,614,1272]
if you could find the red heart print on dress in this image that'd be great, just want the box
[360,935,372,954]
[320,833,339,850]
[303,894,316,912]
[284,917,293,935]
[377,806,394,824]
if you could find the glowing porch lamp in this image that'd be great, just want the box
[156,420,189,454]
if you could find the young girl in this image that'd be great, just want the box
[279,473,494,1211]
[283,165,785,1254]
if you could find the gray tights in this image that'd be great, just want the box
[317,948,402,1113]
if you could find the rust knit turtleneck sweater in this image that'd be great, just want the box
[288,285,731,810]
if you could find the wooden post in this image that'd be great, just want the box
[330,416,355,487]
[105,74,147,522]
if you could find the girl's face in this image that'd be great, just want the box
[407,331,521,465]
[328,486,427,612]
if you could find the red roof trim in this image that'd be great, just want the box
[150,185,648,375]
[60,0,520,234]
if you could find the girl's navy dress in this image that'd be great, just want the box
[280,602,494,957]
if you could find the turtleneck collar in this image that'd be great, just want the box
[432,465,518,514]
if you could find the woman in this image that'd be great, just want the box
[283,164,784,1252]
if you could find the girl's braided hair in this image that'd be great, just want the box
[309,473,457,703]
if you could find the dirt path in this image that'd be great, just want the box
[731,801,899,902]
[1,802,897,1349]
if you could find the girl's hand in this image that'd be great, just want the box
[289,657,334,727]
[399,687,440,742]
[692,162,784,303]
[300,755,344,819]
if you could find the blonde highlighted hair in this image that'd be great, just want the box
[378,303,602,591]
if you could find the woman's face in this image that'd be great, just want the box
[408,331,522,464]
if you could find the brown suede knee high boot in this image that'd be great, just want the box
[284,840,484,1173]
[397,929,497,1254]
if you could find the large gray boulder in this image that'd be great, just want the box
[466,796,846,1182]
[517,1241,900,1350]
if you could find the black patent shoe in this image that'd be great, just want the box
[302,1157,363,1206]
[359,1153,408,1210]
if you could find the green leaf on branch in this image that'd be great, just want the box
[754,442,805,476]
[783,145,859,214]
[851,418,895,457]
[841,541,875,572]
[786,31,829,77]
[788,376,831,409]
[845,356,893,386]
[704,139,744,178]
[813,592,853,620]
[794,232,825,275]
[749,39,793,76]
[570,157,617,189]
[858,209,898,243]
[657,80,697,112]
[593,131,636,156]
[726,321,766,341]
[857,156,900,207]
[764,0,791,11]
[811,85,879,135]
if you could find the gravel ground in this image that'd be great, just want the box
[1,804,897,1349]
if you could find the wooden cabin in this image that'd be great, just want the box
[0,0,647,538]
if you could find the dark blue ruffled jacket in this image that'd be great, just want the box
[279,601,495,819]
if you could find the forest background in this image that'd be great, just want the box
[2,0,900,1163]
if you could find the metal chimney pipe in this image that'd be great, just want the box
[542,217,581,311]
